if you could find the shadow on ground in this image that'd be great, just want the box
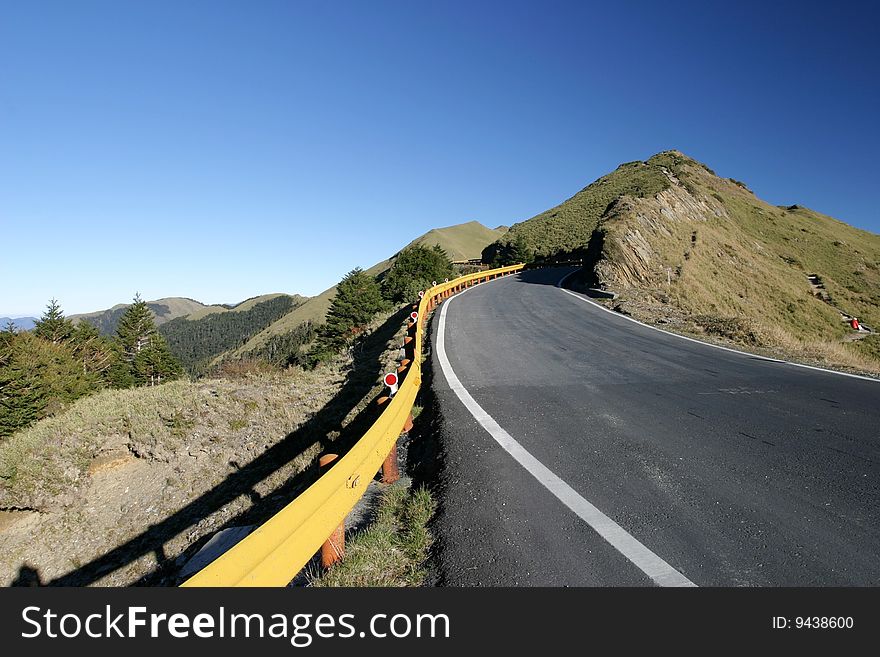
[40,306,411,587]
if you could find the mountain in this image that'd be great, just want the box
[222,220,507,362]
[0,317,37,331]
[406,220,507,261]
[159,293,307,373]
[70,297,222,335]
[180,293,298,321]
[486,150,880,372]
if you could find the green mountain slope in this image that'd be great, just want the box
[408,220,507,261]
[224,220,506,361]
[481,161,672,262]
[159,294,307,373]
[500,150,880,372]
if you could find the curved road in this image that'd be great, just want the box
[430,267,880,586]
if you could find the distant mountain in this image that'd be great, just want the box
[159,294,307,373]
[70,298,224,335]
[0,317,37,331]
[222,220,507,362]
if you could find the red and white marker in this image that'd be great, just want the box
[418,290,424,298]
[432,280,437,286]
[383,372,399,395]
[410,311,419,322]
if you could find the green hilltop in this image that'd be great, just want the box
[486,150,880,373]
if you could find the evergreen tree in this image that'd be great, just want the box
[106,342,137,389]
[134,334,183,386]
[116,294,155,360]
[381,244,455,303]
[34,299,74,343]
[0,332,97,437]
[70,321,118,381]
[0,333,44,436]
[506,234,534,266]
[308,269,386,366]
[3,320,16,334]
[115,294,183,386]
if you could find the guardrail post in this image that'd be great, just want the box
[382,442,400,484]
[319,453,344,569]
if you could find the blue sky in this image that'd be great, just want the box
[2,0,878,317]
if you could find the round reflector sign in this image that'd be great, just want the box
[384,372,398,387]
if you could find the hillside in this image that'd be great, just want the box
[159,294,307,373]
[406,220,507,261]
[70,297,221,335]
[224,220,506,361]
[482,161,671,262]
[0,301,410,586]
[504,150,880,372]
[182,293,296,321]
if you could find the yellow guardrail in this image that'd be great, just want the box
[182,262,525,586]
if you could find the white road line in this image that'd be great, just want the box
[436,288,696,588]
[555,270,880,384]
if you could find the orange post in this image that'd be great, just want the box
[382,442,400,484]
[319,454,344,568]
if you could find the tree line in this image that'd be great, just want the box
[0,295,182,437]
[159,295,300,375]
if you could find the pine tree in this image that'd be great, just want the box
[115,294,182,386]
[0,334,46,436]
[3,320,17,334]
[507,234,534,265]
[70,321,118,381]
[133,333,183,386]
[115,294,156,361]
[34,299,74,343]
[0,332,97,436]
[308,268,386,366]
[380,244,455,303]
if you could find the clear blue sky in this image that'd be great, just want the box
[2,0,878,317]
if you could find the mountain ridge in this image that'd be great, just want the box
[492,149,880,372]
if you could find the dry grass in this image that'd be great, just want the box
[589,152,880,375]
[0,302,414,586]
[0,368,337,511]
[309,484,436,587]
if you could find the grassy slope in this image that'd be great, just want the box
[407,220,507,261]
[226,221,505,359]
[482,162,671,259]
[521,150,880,372]
[183,293,306,321]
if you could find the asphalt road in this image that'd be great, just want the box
[430,267,880,586]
